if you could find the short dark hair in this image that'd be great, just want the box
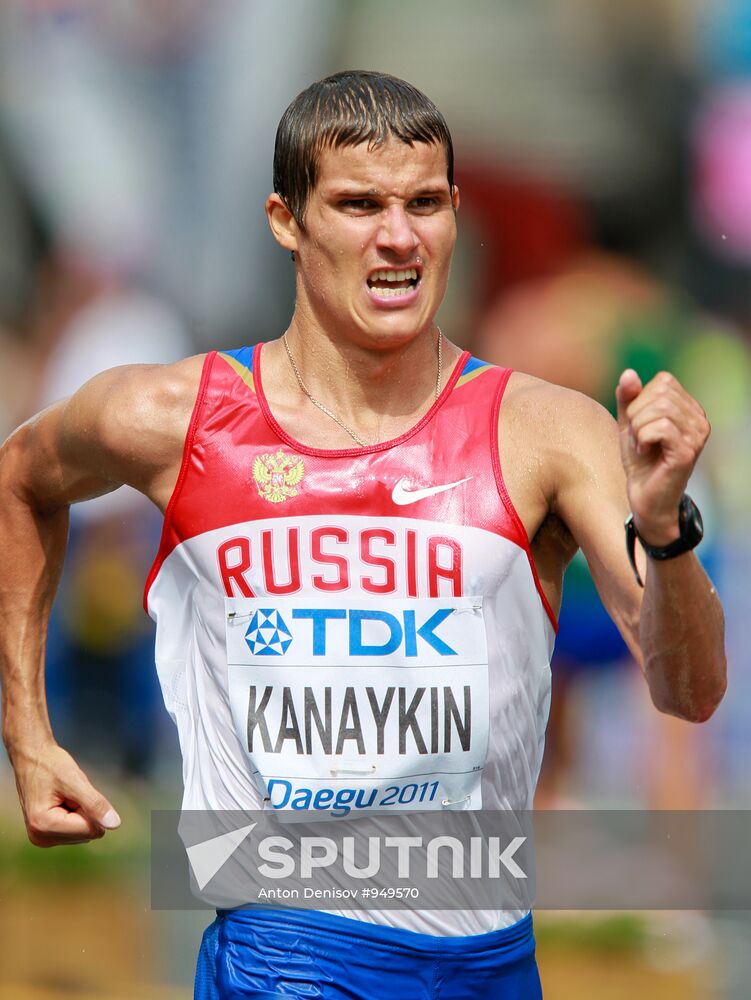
[273,70,454,228]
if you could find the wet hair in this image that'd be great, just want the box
[273,70,454,228]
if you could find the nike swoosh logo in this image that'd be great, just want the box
[391,476,473,505]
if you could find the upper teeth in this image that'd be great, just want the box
[370,268,418,282]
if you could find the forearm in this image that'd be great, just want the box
[640,552,726,723]
[0,429,69,757]
[0,409,129,843]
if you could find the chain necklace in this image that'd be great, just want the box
[282,330,443,448]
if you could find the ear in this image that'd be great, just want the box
[451,185,460,213]
[265,193,299,254]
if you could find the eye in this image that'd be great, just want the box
[409,197,440,211]
[340,198,378,212]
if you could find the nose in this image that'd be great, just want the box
[376,205,420,258]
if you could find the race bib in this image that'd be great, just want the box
[225,596,489,815]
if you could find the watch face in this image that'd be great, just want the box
[680,495,704,545]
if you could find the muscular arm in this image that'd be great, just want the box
[505,371,726,724]
[547,377,726,723]
[0,356,201,844]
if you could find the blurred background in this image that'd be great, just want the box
[0,0,749,997]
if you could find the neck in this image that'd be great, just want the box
[292,317,437,394]
[262,319,460,448]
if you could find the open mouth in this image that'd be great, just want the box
[366,267,420,298]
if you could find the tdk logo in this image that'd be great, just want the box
[245,609,293,656]
[245,607,457,658]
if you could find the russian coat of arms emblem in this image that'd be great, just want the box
[252,450,305,503]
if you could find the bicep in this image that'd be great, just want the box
[551,395,645,664]
[11,407,120,514]
[12,364,175,511]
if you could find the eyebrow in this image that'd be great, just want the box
[331,189,382,198]
[411,188,450,198]
[330,186,450,200]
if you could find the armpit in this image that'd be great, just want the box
[530,513,579,614]
[533,512,577,561]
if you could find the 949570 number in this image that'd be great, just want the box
[361,887,420,899]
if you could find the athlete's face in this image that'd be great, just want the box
[274,139,459,349]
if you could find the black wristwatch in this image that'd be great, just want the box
[625,493,704,588]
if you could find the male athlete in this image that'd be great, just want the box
[0,72,726,998]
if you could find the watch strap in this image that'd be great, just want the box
[625,493,703,588]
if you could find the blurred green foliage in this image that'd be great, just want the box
[536,914,650,955]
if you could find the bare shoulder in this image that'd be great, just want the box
[503,370,616,436]
[499,371,623,540]
[67,353,206,456]
[503,372,619,482]
[6,354,208,512]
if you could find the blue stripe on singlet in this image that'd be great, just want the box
[460,355,488,376]
[222,345,255,371]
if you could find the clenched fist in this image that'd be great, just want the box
[615,369,710,547]
[10,739,121,847]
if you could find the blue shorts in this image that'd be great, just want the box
[194,907,541,999]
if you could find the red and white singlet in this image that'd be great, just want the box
[145,344,557,935]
